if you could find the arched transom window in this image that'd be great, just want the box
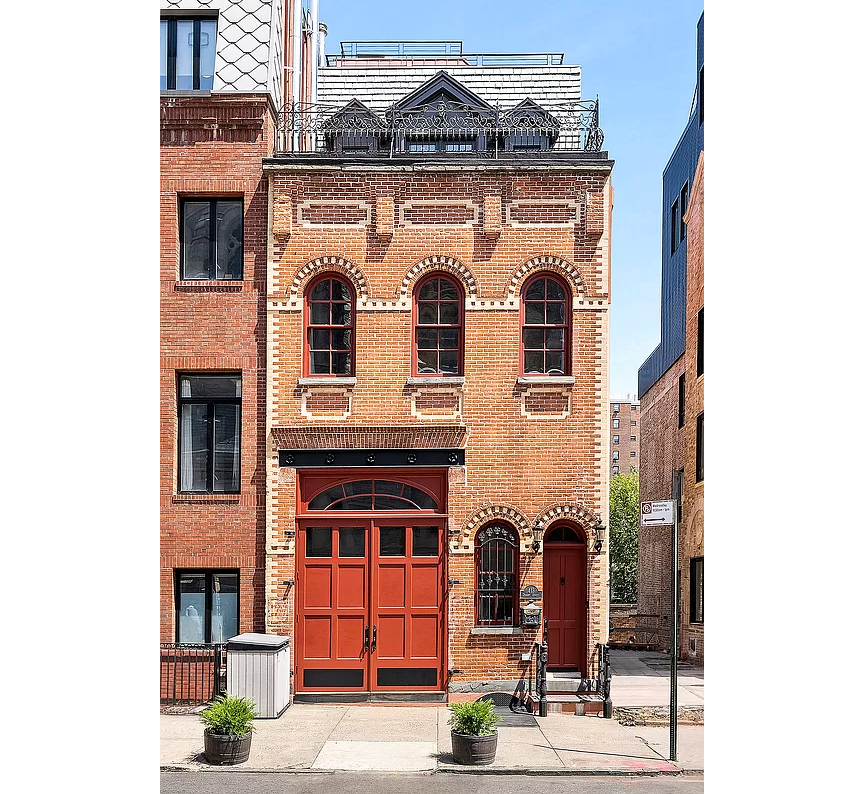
[308,480,439,511]
[521,274,571,375]
[414,275,463,376]
[306,275,354,376]
[475,524,519,627]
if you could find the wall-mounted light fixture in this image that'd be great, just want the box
[594,522,606,552]
[531,521,544,553]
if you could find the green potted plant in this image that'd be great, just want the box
[199,693,258,765]
[448,699,501,765]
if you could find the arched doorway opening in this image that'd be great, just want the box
[542,521,587,673]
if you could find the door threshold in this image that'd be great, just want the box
[294,691,447,704]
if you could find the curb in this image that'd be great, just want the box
[161,765,702,777]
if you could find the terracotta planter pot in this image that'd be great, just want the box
[450,731,498,765]
[203,730,252,765]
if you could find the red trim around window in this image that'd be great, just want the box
[519,273,572,376]
[411,273,464,377]
[303,274,356,377]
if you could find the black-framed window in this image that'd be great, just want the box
[407,139,476,152]
[679,183,689,243]
[176,570,239,643]
[689,557,704,623]
[612,465,619,475]
[672,467,684,520]
[697,307,704,376]
[630,451,636,457]
[178,374,241,493]
[671,200,679,254]
[613,435,619,444]
[613,418,619,429]
[696,413,704,483]
[632,419,637,426]
[161,17,218,91]
[612,450,619,461]
[476,524,519,626]
[678,373,686,429]
[630,435,637,441]
[181,199,243,280]
[613,403,620,412]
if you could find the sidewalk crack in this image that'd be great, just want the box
[309,706,350,769]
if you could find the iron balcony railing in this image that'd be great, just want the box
[276,98,603,156]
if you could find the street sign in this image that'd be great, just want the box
[640,500,675,526]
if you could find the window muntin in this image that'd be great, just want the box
[181,199,243,280]
[306,276,354,376]
[689,557,704,623]
[178,375,241,494]
[176,570,239,643]
[521,275,570,375]
[308,480,439,511]
[475,524,519,627]
[407,139,475,152]
[161,17,217,91]
[414,275,463,376]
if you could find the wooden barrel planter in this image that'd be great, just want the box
[203,731,252,765]
[450,731,498,765]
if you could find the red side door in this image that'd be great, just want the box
[544,544,587,672]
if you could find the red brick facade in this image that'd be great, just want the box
[160,95,276,642]
[265,164,613,689]
[610,400,640,477]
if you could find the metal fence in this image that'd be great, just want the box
[276,97,603,156]
[160,643,226,706]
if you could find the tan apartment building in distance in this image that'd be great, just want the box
[610,400,639,477]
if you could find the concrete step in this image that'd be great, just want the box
[527,692,604,716]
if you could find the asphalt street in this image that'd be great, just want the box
[160,771,704,794]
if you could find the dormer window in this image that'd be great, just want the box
[161,17,218,91]
[408,140,476,153]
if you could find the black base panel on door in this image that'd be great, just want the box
[303,669,364,688]
[376,667,438,687]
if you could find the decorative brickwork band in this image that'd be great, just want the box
[507,255,586,301]
[453,504,532,552]
[289,256,371,305]
[534,502,601,545]
[398,255,479,300]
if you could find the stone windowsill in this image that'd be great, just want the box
[297,377,357,388]
[406,377,465,387]
[470,627,523,635]
[516,376,576,386]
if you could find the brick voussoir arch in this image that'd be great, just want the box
[290,256,371,302]
[507,255,586,301]
[534,502,601,545]
[398,255,479,300]
[453,503,532,552]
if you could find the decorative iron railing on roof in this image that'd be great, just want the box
[275,98,603,156]
[329,41,564,67]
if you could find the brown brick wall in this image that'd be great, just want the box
[160,95,275,642]
[610,401,640,477]
[266,166,613,684]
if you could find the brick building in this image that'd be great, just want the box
[263,42,614,699]
[636,14,704,663]
[610,400,640,477]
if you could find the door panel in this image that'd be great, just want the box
[543,544,587,671]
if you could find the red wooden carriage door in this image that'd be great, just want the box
[543,523,587,672]
[371,521,446,690]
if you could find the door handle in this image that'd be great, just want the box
[371,625,377,653]
[364,625,369,653]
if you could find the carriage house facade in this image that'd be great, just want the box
[264,60,614,698]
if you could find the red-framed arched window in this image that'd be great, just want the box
[520,274,571,376]
[475,523,519,627]
[413,274,464,376]
[305,274,355,376]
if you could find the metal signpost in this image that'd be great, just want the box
[641,500,678,761]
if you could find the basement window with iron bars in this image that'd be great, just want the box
[160,17,218,91]
[475,524,519,627]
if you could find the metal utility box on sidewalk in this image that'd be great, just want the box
[225,633,291,718]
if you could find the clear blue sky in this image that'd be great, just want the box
[321,0,704,399]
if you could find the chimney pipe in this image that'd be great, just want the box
[318,22,327,68]
[291,0,302,150]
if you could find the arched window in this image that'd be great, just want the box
[544,523,585,543]
[308,479,439,511]
[521,274,571,376]
[475,524,519,627]
[414,274,463,376]
[305,275,355,376]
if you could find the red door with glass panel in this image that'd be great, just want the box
[543,524,587,672]
[295,472,447,693]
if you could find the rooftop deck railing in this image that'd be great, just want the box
[275,98,603,156]
[329,41,564,67]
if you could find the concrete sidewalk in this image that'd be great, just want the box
[609,649,704,709]
[161,705,702,774]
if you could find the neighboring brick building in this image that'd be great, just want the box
[610,400,640,477]
[636,14,704,662]
[160,0,295,648]
[264,44,614,700]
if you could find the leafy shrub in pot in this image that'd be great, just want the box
[448,699,501,765]
[199,693,258,765]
